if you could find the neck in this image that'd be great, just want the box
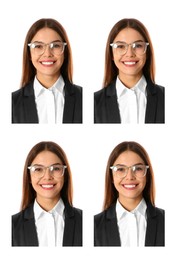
[118,73,142,89]
[36,74,60,89]
[118,195,143,211]
[36,196,60,212]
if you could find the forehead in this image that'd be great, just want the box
[114,150,144,165]
[32,150,63,165]
[31,27,62,42]
[114,28,145,43]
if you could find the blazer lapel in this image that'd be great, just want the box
[24,205,38,246]
[106,204,121,246]
[106,81,121,123]
[63,81,75,123]
[24,82,38,123]
[145,80,157,123]
[145,202,157,246]
[63,204,75,246]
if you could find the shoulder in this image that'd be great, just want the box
[12,88,24,100]
[12,210,24,222]
[94,81,116,100]
[147,202,165,219]
[72,206,82,217]
[64,202,82,219]
[155,206,165,217]
[94,204,116,223]
[12,204,34,223]
[12,82,34,99]
[12,208,27,227]
[146,79,165,96]
[94,210,106,225]
[154,84,165,95]
[65,80,82,95]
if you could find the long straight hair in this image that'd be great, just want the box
[103,141,155,210]
[21,141,73,210]
[103,18,155,87]
[21,18,73,87]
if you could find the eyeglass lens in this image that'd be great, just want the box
[112,42,148,55]
[29,41,66,55]
[112,165,147,178]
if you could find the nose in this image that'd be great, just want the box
[42,167,53,179]
[125,167,135,179]
[43,44,53,56]
[125,44,135,56]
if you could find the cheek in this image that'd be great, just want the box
[113,177,121,191]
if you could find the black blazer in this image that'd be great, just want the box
[12,202,82,246]
[12,80,82,123]
[94,79,165,123]
[94,202,165,246]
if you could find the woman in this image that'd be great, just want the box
[12,141,82,246]
[94,18,164,123]
[12,18,82,123]
[94,141,164,246]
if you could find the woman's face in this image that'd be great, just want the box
[30,28,65,87]
[30,150,65,208]
[112,28,147,85]
[112,150,147,209]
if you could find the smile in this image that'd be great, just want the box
[122,184,138,189]
[122,61,138,66]
[40,184,55,189]
[41,61,55,65]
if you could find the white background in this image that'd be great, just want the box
[0,0,175,259]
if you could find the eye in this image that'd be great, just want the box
[50,42,62,49]
[33,166,43,172]
[116,44,126,50]
[50,165,62,172]
[117,167,126,173]
[133,42,144,49]
[34,43,44,49]
[134,165,144,171]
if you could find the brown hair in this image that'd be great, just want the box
[21,18,73,87]
[21,141,73,210]
[103,18,155,87]
[103,141,155,210]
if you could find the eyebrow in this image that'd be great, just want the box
[114,40,145,44]
[32,163,63,167]
[32,40,63,44]
[115,163,144,167]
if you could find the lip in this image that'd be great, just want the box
[122,183,139,190]
[40,183,56,190]
[39,60,56,66]
[122,60,138,67]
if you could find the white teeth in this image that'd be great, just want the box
[41,62,54,65]
[124,185,136,188]
[124,62,136,65]
[41,185,54,188]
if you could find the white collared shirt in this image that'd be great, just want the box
[116,75,147,123]
[34,199,65,246]
[33,76,65,123]
[116,198,147,247]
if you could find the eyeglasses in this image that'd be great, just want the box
[110,164,149,178]
[28,164,67,178]
[28,41,67,55]
[110,41,149,55]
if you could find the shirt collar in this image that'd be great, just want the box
[116,198,147,220]
[34,198,65,220]
[116,75,147,98]
[34,75,65,98]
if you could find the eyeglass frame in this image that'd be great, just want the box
[28,163,67,178]
[110,164,149,178]
[28,41,67,55]
[110,41,149,55]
